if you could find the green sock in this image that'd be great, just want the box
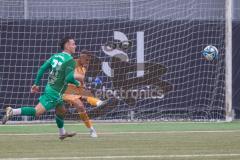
[55,115,64,128]
[21,107,36,116]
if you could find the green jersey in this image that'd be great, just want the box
[34,52,80,94]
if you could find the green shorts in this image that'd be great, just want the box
[39,86,63,111]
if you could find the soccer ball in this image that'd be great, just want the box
[202,45,219,61]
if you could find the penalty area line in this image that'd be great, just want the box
[1,154,240,160]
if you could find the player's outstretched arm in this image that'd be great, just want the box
[65,71,80,87]
[34,59,51,86]
[64,59,82,87]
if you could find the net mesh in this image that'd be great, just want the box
[0,0,226,122]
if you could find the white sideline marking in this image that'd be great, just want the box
[1,154,240,160]
[0,122,145,126]
[0,130,240,136]
[0,121,232,127]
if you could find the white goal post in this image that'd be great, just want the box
[225,0,233,122]
[0,0,233,122]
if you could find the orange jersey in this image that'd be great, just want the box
[75,64,86,75]
[64,62,86,95]
[75,60,87,85]
[63,59,93,104]
[64,63,92,96]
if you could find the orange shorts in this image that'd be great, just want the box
[62,94,81,106]
[63,84,94,105]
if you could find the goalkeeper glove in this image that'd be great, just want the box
[87,77,102,88]
[94,77,102,88]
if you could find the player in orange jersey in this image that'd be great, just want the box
[63,50,107,138]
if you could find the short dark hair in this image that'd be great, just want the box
[80,49,92,55]
[59,36,74,50]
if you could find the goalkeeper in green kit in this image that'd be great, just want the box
[2,36,80,140]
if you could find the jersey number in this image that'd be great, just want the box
[49,59,62,84]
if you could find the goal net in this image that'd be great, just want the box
[0,0,228,122]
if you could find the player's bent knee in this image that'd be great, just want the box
[72,99,81,106]
[78,106,86,113]
[35,103,46,117]
[80,96,87,100]
[74,103,85,112]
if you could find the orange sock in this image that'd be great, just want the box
[87,97,99,106]
[79,112,92,128]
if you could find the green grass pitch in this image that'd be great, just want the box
[0,121,240,160]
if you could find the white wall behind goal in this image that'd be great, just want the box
[1,0,238,20]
